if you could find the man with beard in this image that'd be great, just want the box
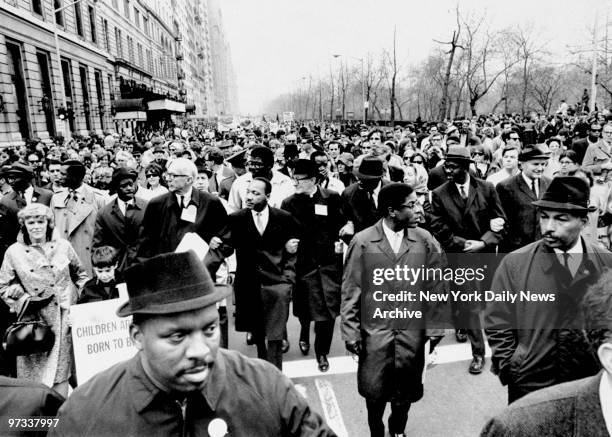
[342,183,446,437]
[0,163,53,259]
[50,251,334,437]
[228,146,294,211]
[51,159,107,275]
[281,160,344,371]
[486,177,612,403]
[94,167,147,272]
[430,146,506,375]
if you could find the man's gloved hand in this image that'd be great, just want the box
[345,340,362,356]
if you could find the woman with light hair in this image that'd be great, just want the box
[0,203,88,396]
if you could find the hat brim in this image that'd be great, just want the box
[445,156,473,163]
[532,199,597,213]
[116,284,232,317]
[353,168,383,179]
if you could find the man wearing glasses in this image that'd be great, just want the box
[572,122,602,164]
[582,122,612,174]
[138,158,232,276]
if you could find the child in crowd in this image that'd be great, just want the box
[77,246,122,304]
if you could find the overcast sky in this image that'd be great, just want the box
[219,0,604,115]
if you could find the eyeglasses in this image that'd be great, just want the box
[591,129,602,132]
[166,173,190,179]
[472,152,484,156]
[399,201,419,210]
[509,137,520,141]
[603,131,612,135]
[412,160,424,164]
[247,161,264,167]
[146,173,158,178]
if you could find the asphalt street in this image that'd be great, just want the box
[226,308,507,437]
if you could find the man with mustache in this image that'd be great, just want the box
[486,177,612,403]
[50,251,335,436]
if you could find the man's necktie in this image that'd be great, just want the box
[459,185,468,200]
[531,179,538,197]
[15,191,26,208]
[179,195,185,209]
[562,252,572,276]
[255,212,265,235]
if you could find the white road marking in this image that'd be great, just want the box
[283,343,492,379]
[314,378,348,437]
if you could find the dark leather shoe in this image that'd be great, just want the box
[469,355,485,374]
[317,354,329,372]
[299,341,310,355]
[282,339,290,353]
[455,330,468,343]
[246,332,254,345]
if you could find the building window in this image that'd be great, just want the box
[123,0,130,18]
[32,0,43,15]
[146,49,152,72]
[103,19,109,51]
[94,70,105,129]
[61,58,76,133]
[54,0,64,26]
[79,65,91,131]
[143,17,149,36]
[127,36,134,62]
[88,6,97,43]
[137,43,143,67]
[115,28,122,57]
[75,2,84,37]
[134,8,140,28]
[6,41,31,140]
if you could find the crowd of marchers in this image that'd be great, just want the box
[0,110,612,437]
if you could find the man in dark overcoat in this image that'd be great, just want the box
[137,158,232,275]
[93,167,147,272]
[486,177,612,403]
[342,183,448,437]
[281,160,344,372]
[227,177,298,370]
[481,268,612,436]
[496,145,551,253]
[430,146,507,375]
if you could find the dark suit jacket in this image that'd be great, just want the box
[137,189,232,275]
[0,376,64,436]
[340,180,389,234]
[496,174,551,252]
[228,207,298,338]
[0,186,53,260]
[209,165,236,200]
[93,197,148,271]
[571,137,591,164]
[480,373,608,437]
[430,177,506,253]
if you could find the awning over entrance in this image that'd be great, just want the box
[113,111,147,121]
[148,99,186,113]
[185,104,196,113]
[112,98,146,112]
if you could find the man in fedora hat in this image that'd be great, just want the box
[496,144,552,253]
[93,167,147,272]
[50,251,335,436]
[486,176,612,403]
[340,156,389,239]
[430,146,506,375]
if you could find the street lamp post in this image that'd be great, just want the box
[333,54,366,123]
[53,0,96,138]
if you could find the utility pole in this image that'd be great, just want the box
[591,10,599,113]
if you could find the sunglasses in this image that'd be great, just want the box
[472,152,484,156]
[412,160,424,164]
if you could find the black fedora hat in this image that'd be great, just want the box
[445,146,472,163]
[293,159,317,178]
[110,167,138,191]
[354,157,383,179]
[519,144,550,162]
[6,163,34,178]
[532,176,596,213]
[117,251,231,317]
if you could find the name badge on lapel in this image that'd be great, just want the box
[180,204,197,223]
[314,204,328,216]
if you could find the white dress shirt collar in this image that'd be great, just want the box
[455,175,470,196]
[382,219,404,253]
[23,185,34,204]
[176,187,193,208]
[251,206,270,233]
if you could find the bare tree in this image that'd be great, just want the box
[510,24,546,115]
[435,5,464,120]
[529,65,565,114]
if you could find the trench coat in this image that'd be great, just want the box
[93,197,147,271]
[51,185,107,276]
[485,238,612,394]
[341,220,448,402]
[281,187,344,321]
[496,174,551,253]
[0,237,88,387]
[228,207,298,340]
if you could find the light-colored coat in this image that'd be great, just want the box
[0,237,88,387]
[51,184,107,275]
